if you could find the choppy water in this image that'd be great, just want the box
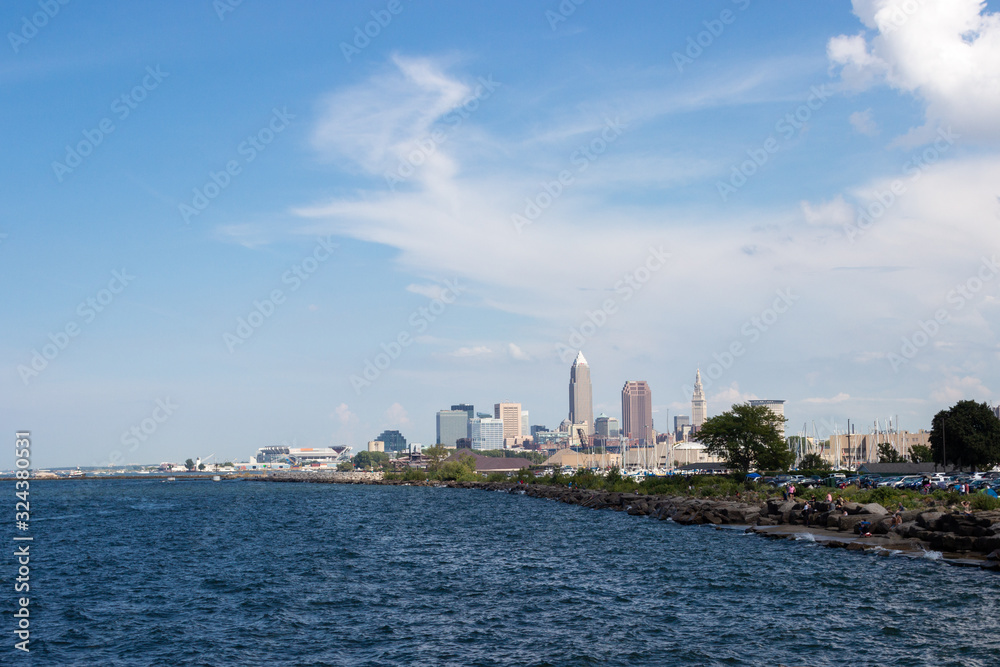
[4,479,1000,666]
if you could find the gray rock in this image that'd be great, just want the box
[859,503,888,516]
[917,511,945,530]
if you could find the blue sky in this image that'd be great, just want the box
[3,0,1000,467]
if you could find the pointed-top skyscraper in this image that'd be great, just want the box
[569,351,594,435]
[691,369,707,432]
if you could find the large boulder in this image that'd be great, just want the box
[859,503,889,516]
[917,511,945,530]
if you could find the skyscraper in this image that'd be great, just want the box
[691,369,707,431]
[494,402,522,438]
[595,414,620,439]
[451,404,474,419]
[569,351,594,435]
[621,381,653,446]
[436,409,469,447]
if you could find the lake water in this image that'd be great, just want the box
[5,479,1000,666]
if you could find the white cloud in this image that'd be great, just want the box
[829,0,1000,143]
[800,195,855,228]
[406,283,450,300]
[802,392,852,404]
[332,403,355,424]
[508,343,531,361]
[849,108,879,136]
[451,346,492,358]
[930,375,991,403]
[384,402,411,427]
[708,383,757,411]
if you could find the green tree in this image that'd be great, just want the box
[184,458,195,471]
[435,452,477,481]
[909,444,934,463]
[930,400,1000,471]
[878,441,905,463]
[336,461,353,472]
[694,403,791,475]
[423,444,451,471]
[198,463,206,470]
[352,451,390,470]
[799,453,831,471]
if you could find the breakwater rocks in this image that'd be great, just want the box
[446,482,1000,568]
[265,471,385,483]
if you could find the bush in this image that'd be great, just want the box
[400,468,427,482]
[486,472,508,483]
[971,494,1000,511]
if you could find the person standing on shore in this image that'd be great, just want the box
[788,484,796,500]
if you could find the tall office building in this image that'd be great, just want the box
[470,417,504,450]
[569,351,594,434]
[436,409,469,447]
[374,429,407,452]
[494,402,522,438]
[595,414,620,439]
[451,404,474,419]
[622,381,653,446]
[521,411,529,438]
[691,369,707,431]
[674,415,690,440]
[748,399,786,437]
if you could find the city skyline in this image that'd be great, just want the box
[5,1,1000,467]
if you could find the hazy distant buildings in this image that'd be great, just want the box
[595,414,620,439]
[622,381,653,446]
[691,370,707,431]
[521,411,530,438]
[470,417,504,450]
[569,351,595,435]
[494,402,523,438]
[374,430,407,452]
[436,409,469,447]
[674,415,691,442]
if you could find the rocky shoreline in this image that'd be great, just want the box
[264,473,1000,570]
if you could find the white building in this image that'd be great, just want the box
[470,417,504,450]
[691,369,707,431]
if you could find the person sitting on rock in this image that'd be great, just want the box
[961,500,972,516]
[855,519,871,536]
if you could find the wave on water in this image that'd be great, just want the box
[919,549,944,560]
[795,532,817,542]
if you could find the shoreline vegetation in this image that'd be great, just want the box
[264,469,1000,570]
